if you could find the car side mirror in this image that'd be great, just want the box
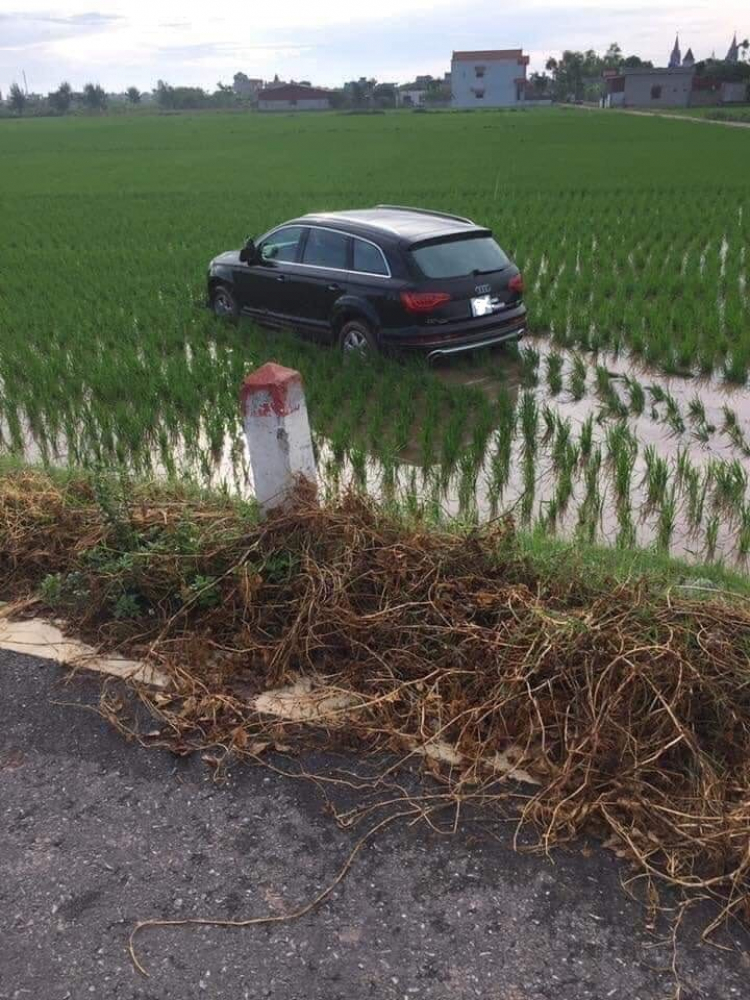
[239,239,257,264]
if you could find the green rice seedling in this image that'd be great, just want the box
[595,366,628,419]
[568,354,587,400]
[710,458,748,515]
[541,404,556,444]
[675,446,692,486]
[720,410,750,456]
[552,416,573,469]
[642,445,669,508]
[605,422,637,509]
[519,391,538,457]
[626,377,645,416]
[441,411,466,473]
[721,405,738,431]
[704,514,720,562]
[656,485,677,552]
[576,447,603,543]
[663,392,685,435]
[605,420,637,463]
[553,442,577,514]
[687,395,707,427]
[723,349,749,385]
[686,465,709,528]
[405,467,421,520]
[613,445,636,509]
[519,346,540,388]
[488,426,514,498]
[457,454,479,517]
[544,493,560,531]
[380,454,397,498]
[545,353,564,396]
[578,414,594,463]
[648,384,667,406]
[520,452,536,524]
[739,504,750,560]
[616,507,636,550]
[350,447,368,489]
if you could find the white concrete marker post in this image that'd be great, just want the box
[240,362,317,513]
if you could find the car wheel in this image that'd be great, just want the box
[339,319,378,358]
[212,285,239,319]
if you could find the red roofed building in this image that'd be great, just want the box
[258,84,332,111]
[451,49,530,108]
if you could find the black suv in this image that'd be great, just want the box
[207,205,526,359]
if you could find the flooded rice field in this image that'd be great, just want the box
[6,334,750,568]
[323,336,750,567]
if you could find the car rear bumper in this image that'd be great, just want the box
[380,306,527,359]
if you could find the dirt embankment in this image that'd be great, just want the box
[2,468,750,938]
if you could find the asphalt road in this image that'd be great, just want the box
[1,649,749,1000]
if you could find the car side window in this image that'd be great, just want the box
[259,226,305,263]
[352,238,388,276]
[302,228,349,270]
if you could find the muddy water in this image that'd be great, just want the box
[323,335,750,566]
[5,335,750,567]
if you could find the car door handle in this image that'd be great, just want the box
[276,274,286,282]
[327,283,341,292]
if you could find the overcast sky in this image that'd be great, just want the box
[0,1,746,95]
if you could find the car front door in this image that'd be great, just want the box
[234,225,306,324]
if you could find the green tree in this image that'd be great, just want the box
[528,71,552,97]
[8,82,26,115]
[373,83,397,108]
[623,55,653,69]
[545,44,651,102]
[423,79,450,106]
[48,81,73,114]
[126,86,141,104]
[602,43,623,71]
[82,82,107,111]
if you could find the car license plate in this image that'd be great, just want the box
[471,294,493,317]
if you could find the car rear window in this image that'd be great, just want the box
[353,238,389,276]
[410,236,509,279]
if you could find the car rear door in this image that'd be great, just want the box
[291,227,353,336]
[234,225,306,323]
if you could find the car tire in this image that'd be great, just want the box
[339,319,378,358]
[211,285,239,320]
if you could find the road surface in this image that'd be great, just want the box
[1,649,749,999]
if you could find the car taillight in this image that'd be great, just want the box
[400,291,452,313]
[509,273,524,295]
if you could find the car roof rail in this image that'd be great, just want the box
[374,204,475,226]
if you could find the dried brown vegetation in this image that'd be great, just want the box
[2,469,750,939]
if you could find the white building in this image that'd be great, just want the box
[603,67,695,108]
[451,49,529,108]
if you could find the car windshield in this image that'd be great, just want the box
[411,236,509,279]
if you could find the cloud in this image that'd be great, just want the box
[0,0,746,95]
[0,10,121,27]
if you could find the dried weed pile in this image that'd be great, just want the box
[2,469,750,932]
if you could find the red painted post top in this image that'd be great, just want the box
[240,362,304,418]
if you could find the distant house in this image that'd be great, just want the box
[397,81,429,107]
[257,84,332,111]
[603,67,695,108]
[233,74,264,98]
[451,49,530,108]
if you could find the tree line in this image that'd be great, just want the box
[3,39,748,116]
[537,40,750,102]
